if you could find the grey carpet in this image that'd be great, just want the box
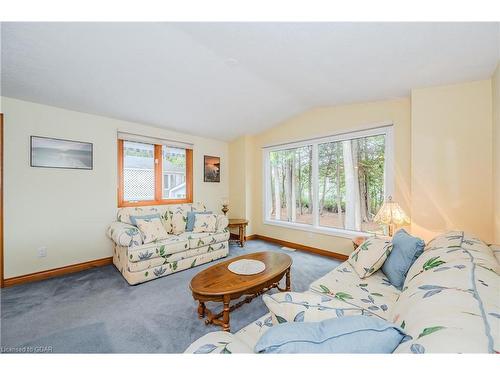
[0,240,340,353]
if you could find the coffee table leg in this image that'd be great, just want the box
[285,268,291,291]
[198,302,206,318]
[222,295,230,332]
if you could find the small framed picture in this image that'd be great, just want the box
[30,136,93,170]
[204,155,220,182]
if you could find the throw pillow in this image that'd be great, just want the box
[164,205,189,234]
[348,237,393,278]
[193,213,218,233]
[382,229,425,290]
[262,292,360,325]
[135,217,169,244]
[129,214,161,226]
[186,211,212,232]
[254,315,409,353]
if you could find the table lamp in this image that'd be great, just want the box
[373,196,410,236]
[221,197,229,216]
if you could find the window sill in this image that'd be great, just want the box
[262,219,376,240]
[118,198,193,208]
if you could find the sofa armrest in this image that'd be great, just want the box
[184,331,253,353]
[107,221,143,247]
[215,215,229,233]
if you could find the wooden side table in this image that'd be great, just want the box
[228,219,249,247]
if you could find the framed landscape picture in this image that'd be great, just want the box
[203,155,220,182]
[30,136,93,170]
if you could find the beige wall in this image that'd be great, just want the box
[228,135,255,234]
[493,63,500,244]
[2,97,229,278]
[229,79,497,253]
[236,98,412,256]
[411,80,493,243]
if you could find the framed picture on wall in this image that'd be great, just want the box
[30,136,93,170]
[203,155,220,182]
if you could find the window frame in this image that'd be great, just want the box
[262,124,394,239]
[117,139,193,207]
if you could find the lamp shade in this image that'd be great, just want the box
[373,196,410,226]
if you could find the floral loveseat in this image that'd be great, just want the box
[185,231,499,353]
[107,202,229,285]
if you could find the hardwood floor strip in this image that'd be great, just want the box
[248,234,349,261]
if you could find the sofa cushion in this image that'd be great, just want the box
[126,236,189,262]
[114,246,228,286]
[392,231,499,353]
[348,237,393,278]
[382,229,425,290]
[263,292,367,325]
[185,331,253,354]
[254,316,408,353]
[309,261,400,321]
[234,313,275,349]
[126,242,228,272]
[183,231,230,249]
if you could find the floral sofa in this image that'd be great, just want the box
[107,202,229,285]
[185,231,499,353]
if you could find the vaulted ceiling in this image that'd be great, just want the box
[2,22,499,141]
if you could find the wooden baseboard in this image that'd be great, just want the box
[247,234,349,261]
[230,233,259,241]
[3,256,113,287]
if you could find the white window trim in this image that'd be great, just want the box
[262,124,394,239]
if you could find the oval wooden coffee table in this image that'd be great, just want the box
[190,251,292,332]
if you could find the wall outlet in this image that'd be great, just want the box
[37,246,47,258]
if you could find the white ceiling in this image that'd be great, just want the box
[1,22,499,141]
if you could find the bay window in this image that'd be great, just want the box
[264,125,393,236]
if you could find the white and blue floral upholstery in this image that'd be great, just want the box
[310,262,400,321]
[491,244,500,264]
[107,202,229,285]
[192,213,218,233]
[126,235,189,262]
[113,245,228,285]
[184,331,253,353]
[185,231,499,353]
[391,231,499,353]
[135,217,169,244]
[107,222,142,247]
[262,292,367,325]
[182,231,230,249]
[348,237,393,278]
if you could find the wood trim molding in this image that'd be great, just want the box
[248,234,349,261]
[3,257,113,288]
